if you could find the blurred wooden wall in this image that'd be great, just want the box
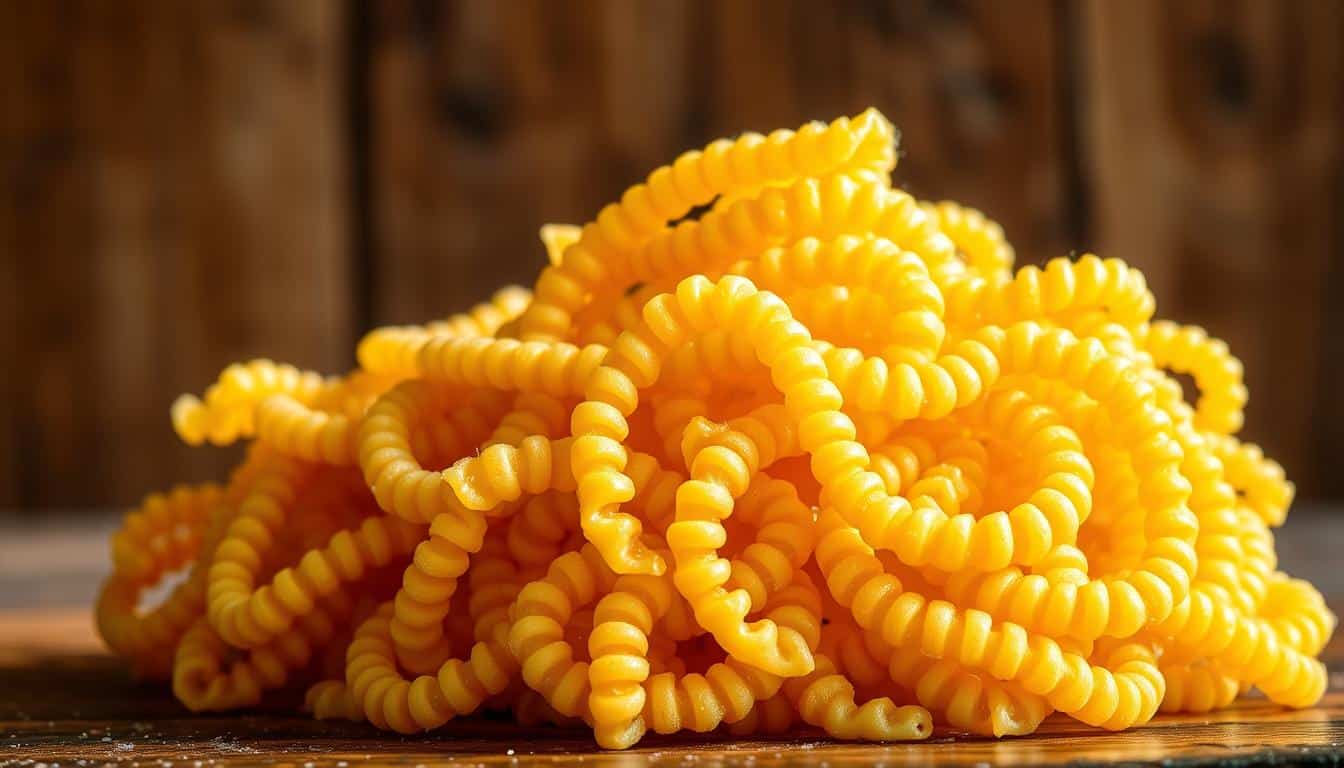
[2,0,1342,510]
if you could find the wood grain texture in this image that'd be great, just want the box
[0,6,16,508]
[365,0,695,326]
[1081,0,1344,493]
[0,606,1339,766]
[364,0,1071,319]
[0,0,353,509]
[844,0,1074,262]
[3,0,1344,509]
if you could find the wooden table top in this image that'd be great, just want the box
[1,512,1341,767]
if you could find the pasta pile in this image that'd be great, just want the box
[98,109,1335,748]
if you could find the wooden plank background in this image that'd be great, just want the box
[2,0,1341,510]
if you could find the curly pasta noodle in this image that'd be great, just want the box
[96,109,1333,748]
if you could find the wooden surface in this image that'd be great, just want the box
[0,512,1340,766]
[1,0,352,507]
[1,638,1340,768]
[3,0,1344,510]
[1,610,1340,767]
[1081,0,1344,497]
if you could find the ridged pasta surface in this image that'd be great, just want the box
[96,109,1334,749]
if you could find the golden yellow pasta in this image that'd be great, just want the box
[97,108,1334,749]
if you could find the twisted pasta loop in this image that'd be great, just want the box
[519,109,898,342]
[1143,321,1246,436]
[97,484,223,680]
[921,200,1014,281]
[172,360,331,446]
[358,285,533,377]
[816,510,1165,730]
